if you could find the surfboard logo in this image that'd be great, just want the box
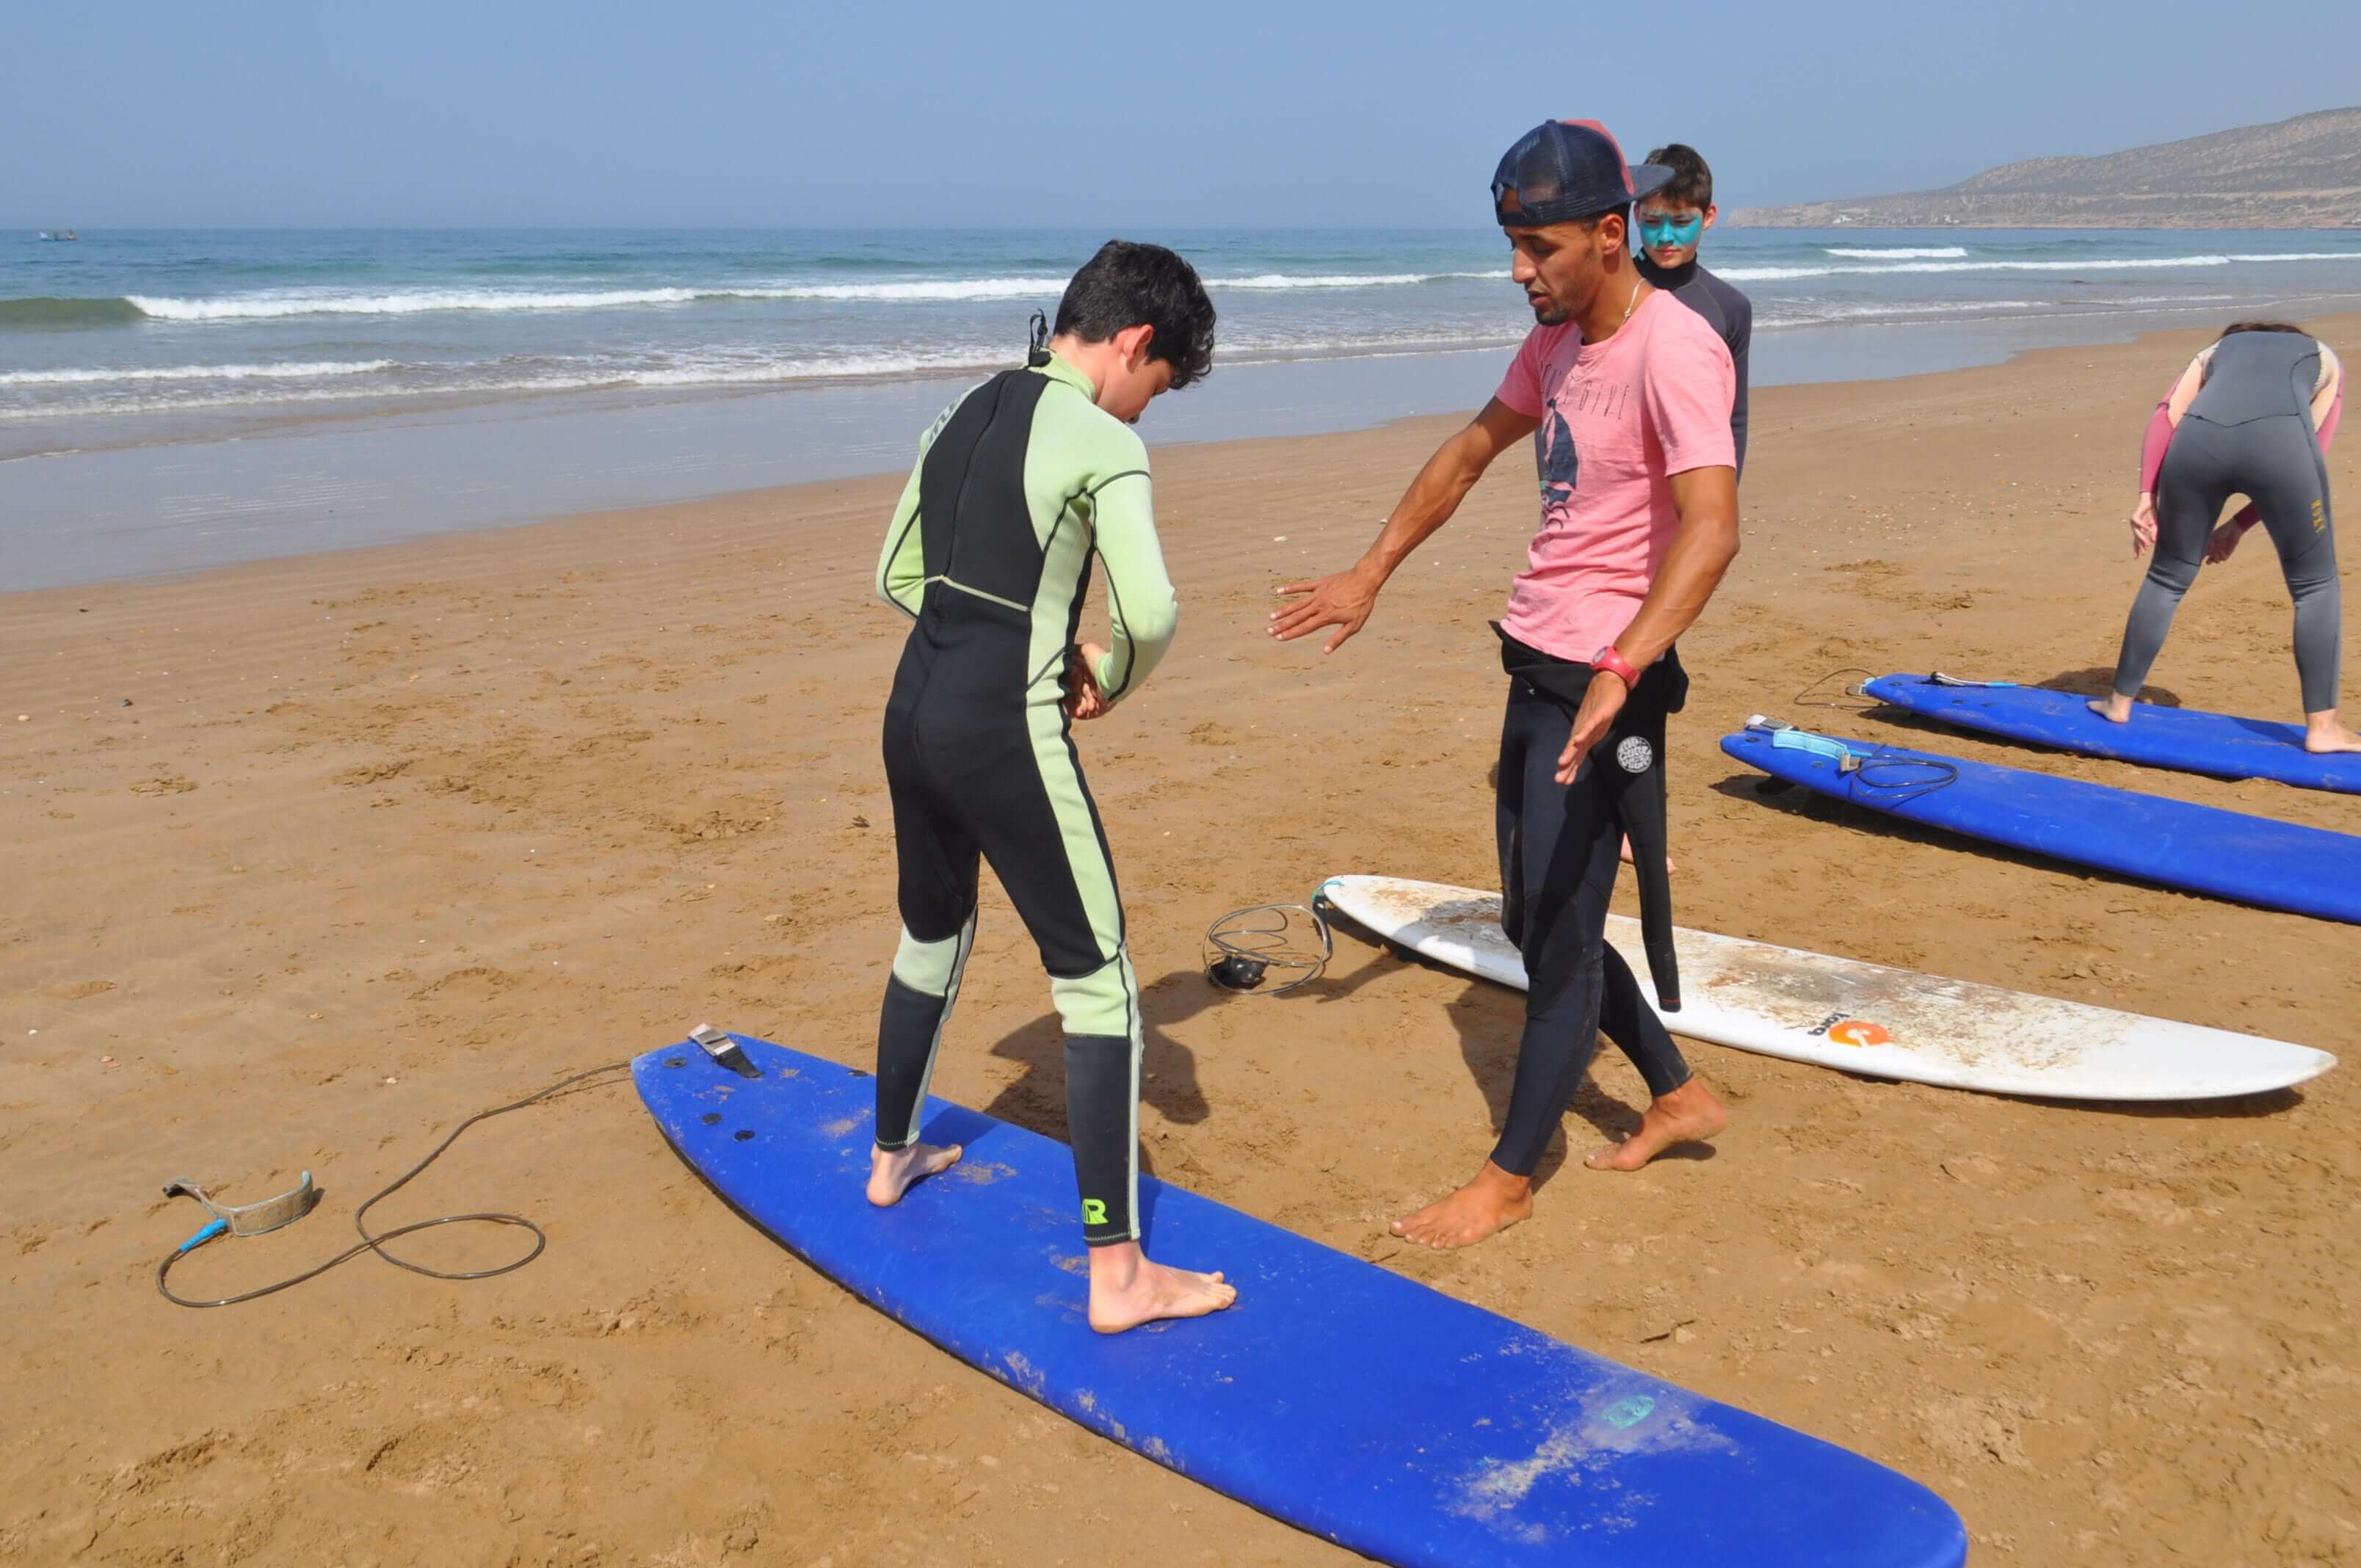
[1616,736,1653,774]
[1600,1395,1657,1430]
[1806,1012,1890,1047]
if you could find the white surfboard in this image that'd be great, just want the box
[1318,876,2335,1101]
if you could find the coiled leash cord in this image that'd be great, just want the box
[1203,893,1335,996]
[156,1060,631,1309]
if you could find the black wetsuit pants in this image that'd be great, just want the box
[1492,663,1693,1177]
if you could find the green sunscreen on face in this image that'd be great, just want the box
[1639,214,1703,250]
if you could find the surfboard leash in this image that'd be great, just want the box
[1203,889,1335,996]
[1794,667,1876,711]
[154,1059,632,1309]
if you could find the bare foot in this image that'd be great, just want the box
[1586,1078,1727,1171]
[2302,713,2361,755]
[1618,836,1678,873]
[2087,694,2133,724]
[866,1141,962,1207]
[1087,1243,1236,1334]
[1390,1161,1533,1250]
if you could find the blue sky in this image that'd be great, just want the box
[7,0,2357,227]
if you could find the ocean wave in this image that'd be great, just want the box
[95,268,1516,322]
[0,375,634,422]
[0,360,394,387]
[0,352,1012,419]
[623,348,1015,384]
[1,331,1549,421]
[1756,300,2042,327]
[125,287,729,320]
[1720,252,2361,282]
[0,296,148,329]
[750,277,1070,302]
[1822,246,1969,259]
[1208,271,1507,289]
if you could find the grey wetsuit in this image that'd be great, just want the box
[2111,330,2340,712]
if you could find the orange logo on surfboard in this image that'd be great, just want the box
[1807,1012,1891,1046]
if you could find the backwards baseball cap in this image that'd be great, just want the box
[1493,120,1672,229]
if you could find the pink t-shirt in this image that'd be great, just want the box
[1492,290,1737,660]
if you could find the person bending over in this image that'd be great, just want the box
[2099,321,2353,753]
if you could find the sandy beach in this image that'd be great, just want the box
[5,315,2357,1566]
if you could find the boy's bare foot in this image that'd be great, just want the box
[866,1141,962,1206]
[2302,712,2361,755]
[1586,1078,1727,1171]
[1619,835,1677,873]
[1390,1161,1533,1250]
[1087,1244,1236,1334]
[2088,694,2134,724]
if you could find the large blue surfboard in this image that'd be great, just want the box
[1863,673,2361,795]
[638,1034,1967,1567]
[1724,723,2361,923]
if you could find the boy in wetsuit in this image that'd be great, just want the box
[1633,143,1752,477]
[866,240,1236,1334]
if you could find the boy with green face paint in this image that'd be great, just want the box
[1634,144,1751,476]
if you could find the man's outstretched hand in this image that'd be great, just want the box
[1270,566,1381,653]
[1556,673,1628,784]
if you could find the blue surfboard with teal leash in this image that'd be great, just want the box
[638,1033,1967,1567]
[1863,672,2361,795]
[1724,720,2361,923]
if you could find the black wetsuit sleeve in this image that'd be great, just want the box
[1704,270,1752,479]
[1637,256,1752,479]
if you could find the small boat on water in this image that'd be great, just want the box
[36,231,81,242]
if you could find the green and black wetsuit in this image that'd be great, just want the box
[872,351,1177,1246]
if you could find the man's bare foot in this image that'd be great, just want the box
[1087,1243,1236,1334]
[2088,694,2134,724]
[866,1141,962,1207]
[1619,836,1678,873]
[2303,712,2361,755]
[1390,1161,1533,1250]
[1586,1078,1727,1171]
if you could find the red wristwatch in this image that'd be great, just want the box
[1592,645,1641,690]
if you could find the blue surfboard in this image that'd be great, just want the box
[1724,722,2361,923]
[638,1034,1967,1568]
[1863,673,2361,796]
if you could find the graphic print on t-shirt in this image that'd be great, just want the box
[1540,380,1635,516]
[1539,399,1578,508]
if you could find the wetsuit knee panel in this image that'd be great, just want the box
[1049,949,1139,1039]
[893,920,973,995]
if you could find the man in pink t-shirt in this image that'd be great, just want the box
[1272,120,1742,1251]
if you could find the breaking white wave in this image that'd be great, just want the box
[0,359,394,386]
[1207,271,1507,289]
[126,287,730,320]
[117,268,1518,323]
